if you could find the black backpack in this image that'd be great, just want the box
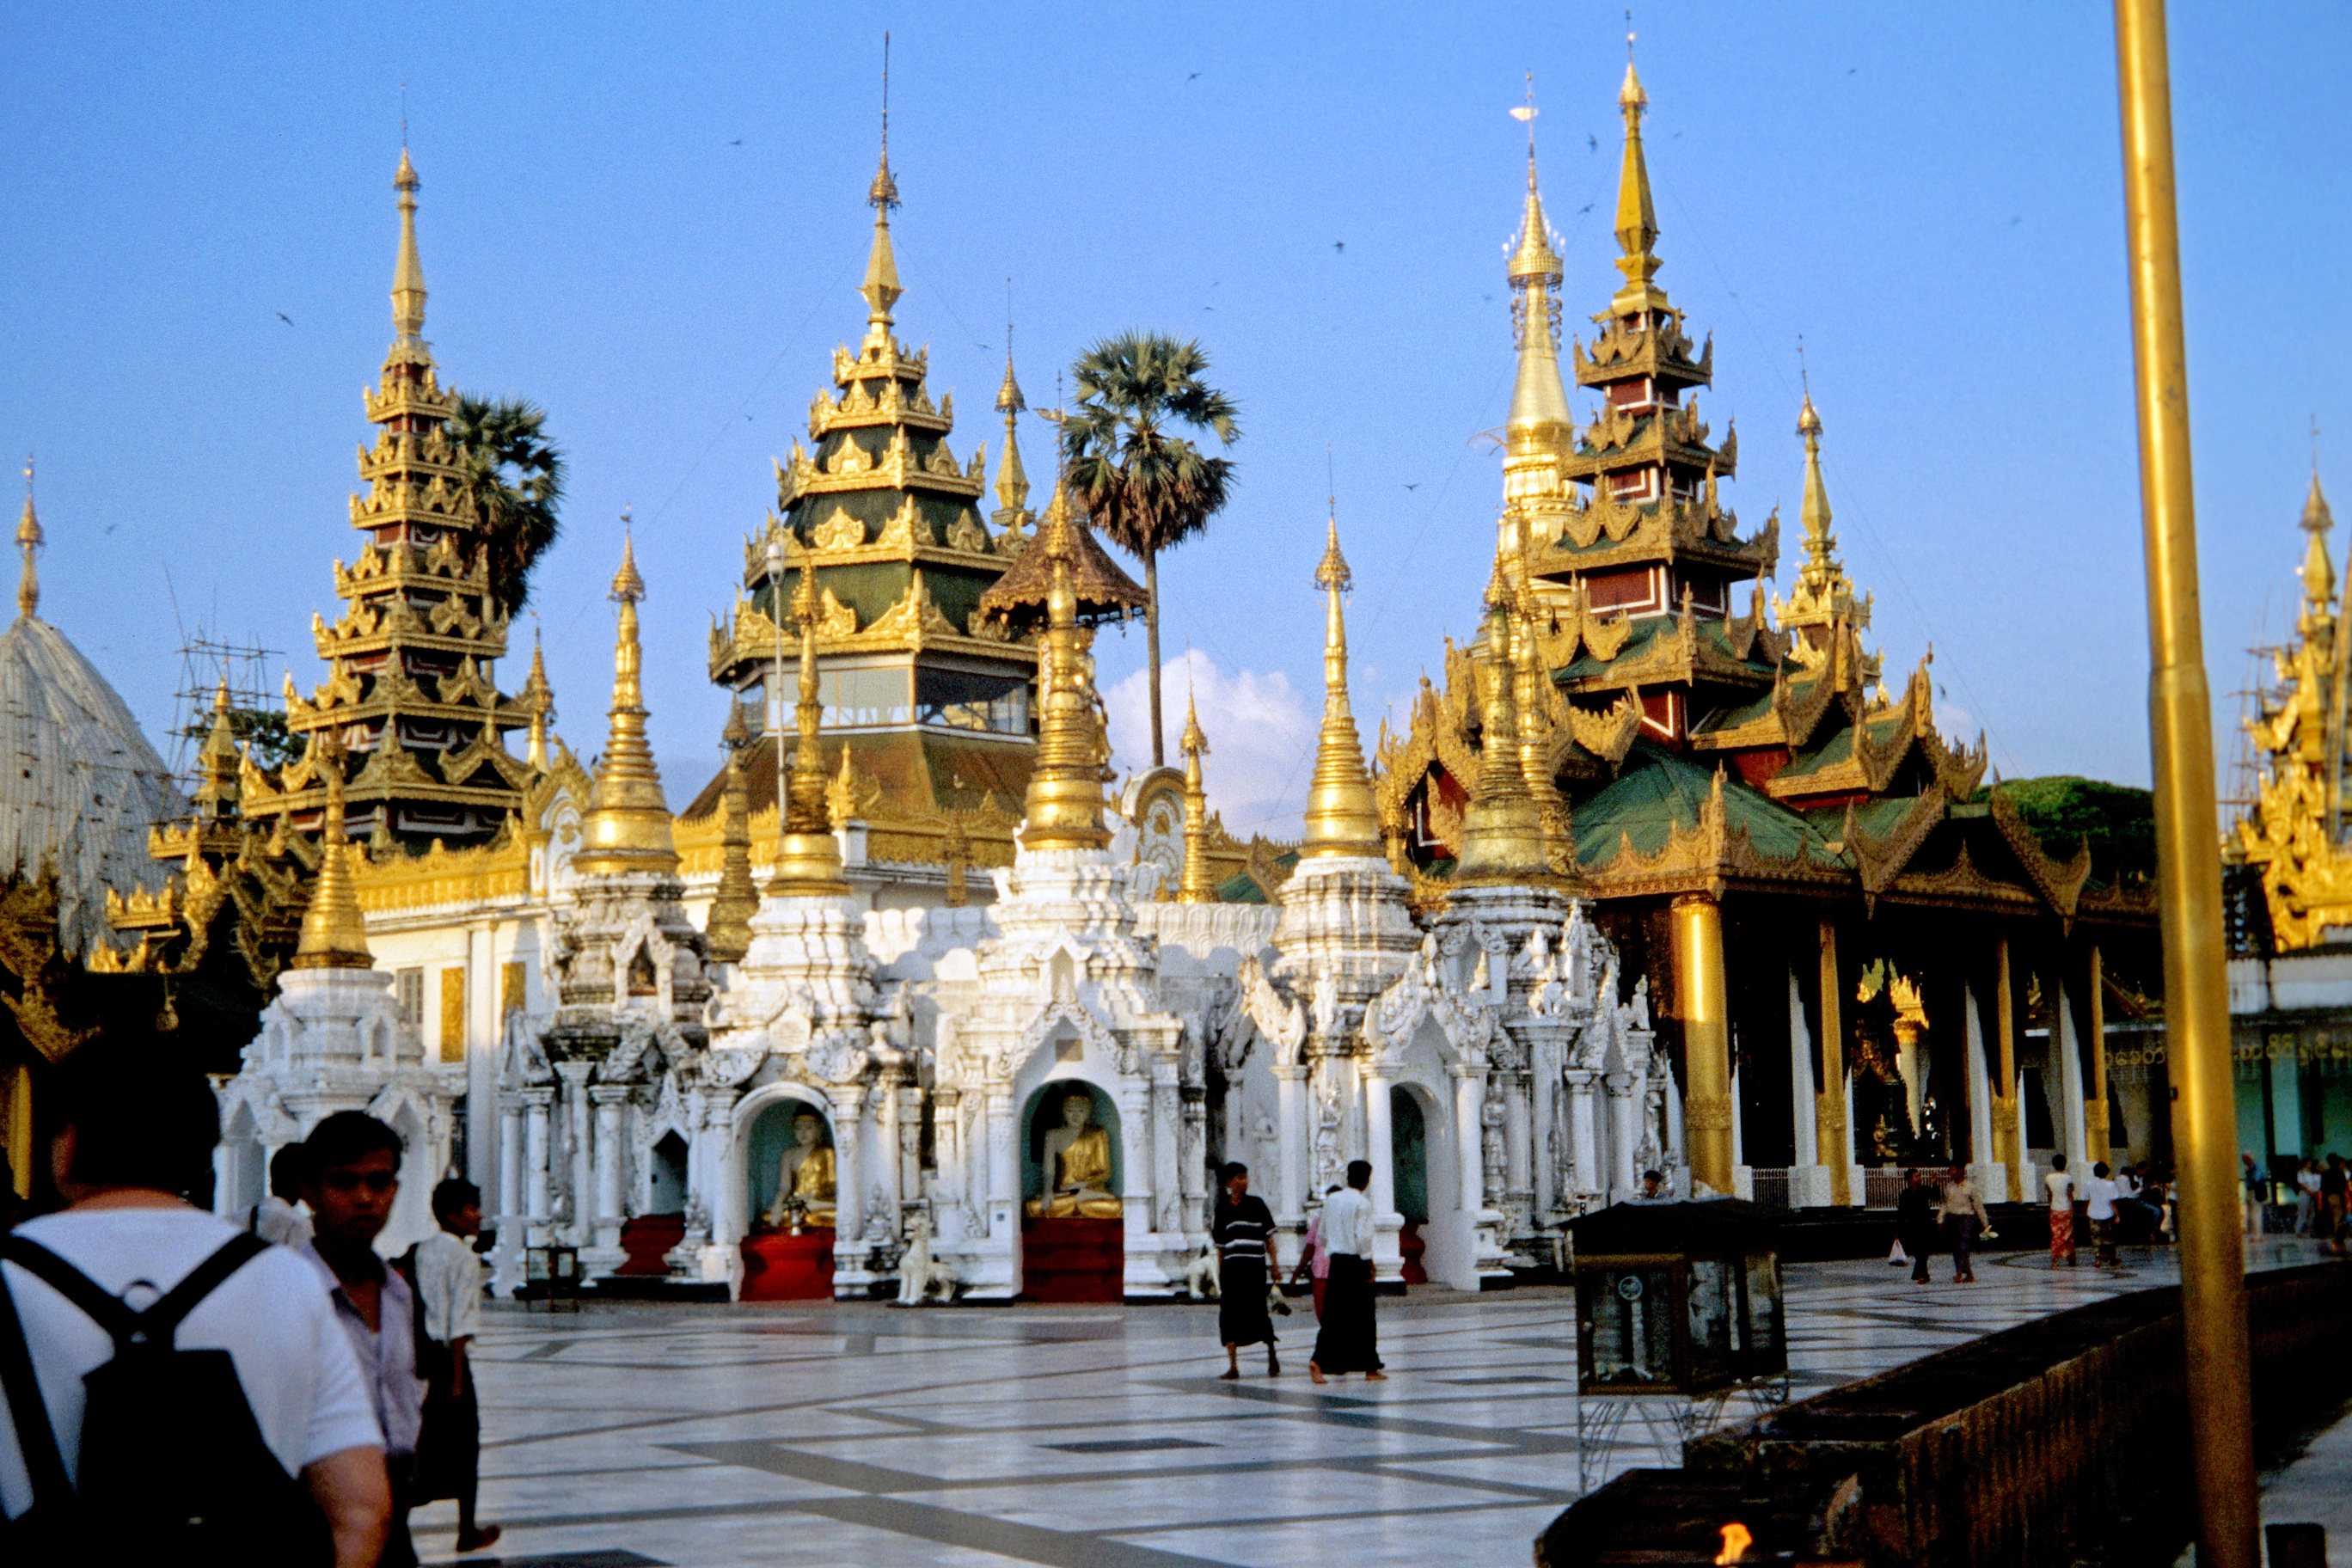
[0,1231,333,1565]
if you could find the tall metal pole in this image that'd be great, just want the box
[2112,6,2257,1565]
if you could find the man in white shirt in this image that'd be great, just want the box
[2085,1162,2122,1267]
[1308,1161,1386,1384]
[409,1177,499,1553]
[0,1036,389,1565]
[2044,1155,2079,1266]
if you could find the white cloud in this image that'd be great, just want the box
[1105,650,1316,841]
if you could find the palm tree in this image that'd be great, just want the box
[1062,333,1240,768]
[448,395,565,620]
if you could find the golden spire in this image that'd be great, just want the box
[1775,391,1870,642]
[1505,77,1574,446]
[291,733,374,970]
[995,325,1032,523]
[1798,392,1834,578]
[574,529,680,875]
[1609,51,1668,318]
[1453,564,1557,885]
[705,703,758,962]
[195,678,242,817]
[859,37,903,340]
[1177,685,1215,902]
[767,542,850,894]
[1299,515,1384,859]
[391,148,427,343]
[521,629,554,770]
[2300,469,2337,613]
[15,456,40,622]
[1019,479,1113,853]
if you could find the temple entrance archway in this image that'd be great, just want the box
[1019,1079,1124,1303]
[620,1131,690,1278]
[1389,1085,1431,1285]
[739,1093,836,1301]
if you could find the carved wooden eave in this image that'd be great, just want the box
[1554,595,1777,701]
[1571,315,1712,388]
[350,825,530,915]
[1578,767,1853,901]
[1841,792,1947,913]
[1987,788,2095,932]
[1565,692,1643,772]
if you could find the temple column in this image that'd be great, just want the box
[1531,1052,1558,1217]
[1993,935,2021,1204]
[1363,1064,1400,1282]
[1453,1065,1486,1215]
[588,1084,629,1266]
[1788,965,1833,1206]
[2052,961,2088,1175]
[1179,1086,1209,1239]
[557,1062,594,1247]
[1503,1068,1534,1219]
[827,1085,867,1269]
[2086,946,2111,1168]
[1673,893,1735,1195]
[986,1086,1017,1242]
[877,1075,907,1239]
[523,1087,553,1246]
[696,1091,740,1286]
[1606,1073,1639,1197]
[1963,978,2003,1195]
[493,1093,525,1289]
[933,1087,965,1242]
[1565,1069,1600,1202]
[1273,1065,1307,1225]
[1816,919,1855,1206]
[1147,1057,1181,1240]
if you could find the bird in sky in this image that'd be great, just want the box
[729,138,742,145]
[1186,70,1200,81]
[275,312,292,325]
[1578,203,1594,214]
[1333,241,1344,254]
[1404,482,1421,491]
[1588,132,1598,152]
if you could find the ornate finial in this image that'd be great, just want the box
[575,532,677,875]
[994,300,1032,523]
[291,732,375,971]
[522,625,554,770]
[1300,510,1383,860]
[2301,471,2337,612]
[15,456,40,621]
[706,701,758,963]
[1609,40,1666,317]
[2303,469,2334,536]
[1798,394,1832,567]
[768,537,849,895]
[391,148,427,343]
[1504,92,1571,449]
[1019,474,1113,854]
[1177,683,1216,902]
[869,32,898,211]
[1451,586,1557,887]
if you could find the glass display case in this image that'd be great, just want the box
[1567,1197,1785,1396]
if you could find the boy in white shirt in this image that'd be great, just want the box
[2085,1161,2122,1267]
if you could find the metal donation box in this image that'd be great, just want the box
[1568,1197,1785,1396]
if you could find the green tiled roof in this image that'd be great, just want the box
[1570,743,1846,871]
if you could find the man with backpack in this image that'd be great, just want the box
[303,1111,426,1568]
[0,1034,390,1565]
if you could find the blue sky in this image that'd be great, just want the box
[6,3,2349,836]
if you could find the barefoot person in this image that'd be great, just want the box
[1212,1163,1279,1380]
[408,1179,499,1554]
[1309,1161,1386,1384]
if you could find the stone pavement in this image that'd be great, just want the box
[412,1243,2216,1568]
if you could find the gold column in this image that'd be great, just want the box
[1675,892,1733,1195]
[1297,518,1383,859]
[1176,694,1215,903]
[1994,936,2020,1200]
[768,543,850,894]
[1017,484,1112,853]
[2086,946,2110,1168]
[2115,7,2256,1560]
[1816,917,1849,1206]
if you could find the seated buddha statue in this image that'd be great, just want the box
[762,1111,837,1230]
[1025,1091,1122,1218]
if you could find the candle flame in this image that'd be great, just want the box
[1714,1522,1753,1564]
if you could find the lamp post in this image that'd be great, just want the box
[2113,5,2257,1565]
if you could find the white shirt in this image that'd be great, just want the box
[0,1207,380,1520]
[249,1195,313,1251]
[2085,1177,2119,1222]
[414,1229,484,1346]
[2300,1169,2324,1197]
[1320,1187,1375,1259]
[2045,1169,2077,1211]
[303,1245,422,1461]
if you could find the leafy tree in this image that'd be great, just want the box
[1979,775,2157,885]
[1062,333,1240,768]
[176,706,302,774]
[448,395,565,619]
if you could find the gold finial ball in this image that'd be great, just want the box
[610,530,646,603]
[395,147,420,193]
[1797,394,1822,438]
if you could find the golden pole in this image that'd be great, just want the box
[2086,945,2111,1168]
[1816,918,1849,1207]
[1994,936,2020,1202]
[1674,892,1734,1194]
[2113,5,2257,1564]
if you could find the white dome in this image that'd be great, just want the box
[0,612,183,959]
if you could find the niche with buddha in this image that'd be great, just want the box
[747,1096,839,1233]
[1020,1081,1123,1219]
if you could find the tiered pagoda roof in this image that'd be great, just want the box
[1372,60,2147,933]
[240,150,538,851]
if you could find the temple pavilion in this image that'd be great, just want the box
[1372,58,2161,1207]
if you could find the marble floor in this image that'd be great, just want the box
[410,1240,2237,1568]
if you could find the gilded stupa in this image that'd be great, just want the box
[242,149,537,851]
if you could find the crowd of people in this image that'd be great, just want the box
[0,1032,499,1565]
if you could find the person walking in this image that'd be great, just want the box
[1939,1164,1991,1283]
[2044,1154,2078,1265]
[2294,1158,2323,1237]
[1291,1185,1341,1318]
[1211,1163,1279,1381]
[0,1035,389,1565]
[250,1143,315,1250]
[2085,1161,2122,1267]
[2243,1153,2269,1238]
[1309,1161,1386,1384]
[304,1112,425,1568]
[2321,1155,2347,1250]
[406,1179,500,1553]
[1896,1168,1939,1284]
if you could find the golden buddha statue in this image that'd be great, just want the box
[762,1111,837,1230]
[1026,1090,1123,1218]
